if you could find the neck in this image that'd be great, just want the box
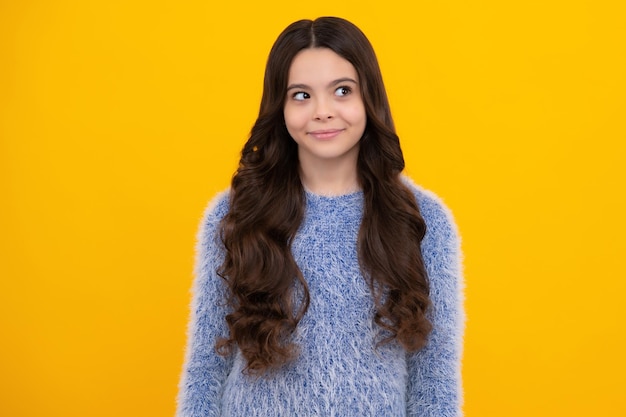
[299,159,360,196]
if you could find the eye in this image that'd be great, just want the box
[334,86,352,97]
[292,91,310,101]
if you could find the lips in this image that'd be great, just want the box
[307,129,345,140]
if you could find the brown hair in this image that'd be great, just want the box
[217,17,431,374]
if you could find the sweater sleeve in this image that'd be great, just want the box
[176,192,234,417]
[406,188,465,417]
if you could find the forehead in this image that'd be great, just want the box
[287,47,358,84]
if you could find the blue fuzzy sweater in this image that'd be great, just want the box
[176,180,464,416]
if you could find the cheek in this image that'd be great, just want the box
[284,106,307,131]
[283,108,299,140]
[344,103,367,126]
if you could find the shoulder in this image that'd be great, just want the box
[401,176,458,233]
[198,189,230,232]
[400,175,461,254]
[195,189,231,249]
[200,189,231,225]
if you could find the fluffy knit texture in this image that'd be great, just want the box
[176,178,465,417]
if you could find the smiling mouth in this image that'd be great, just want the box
[308,129,344,140]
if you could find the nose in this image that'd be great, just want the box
[313,98,334,120]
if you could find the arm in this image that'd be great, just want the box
[176,193,234,417]
[407,189,465,417]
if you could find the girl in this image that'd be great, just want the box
[177,16,464,417]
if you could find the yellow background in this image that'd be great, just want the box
[1,1,624,416]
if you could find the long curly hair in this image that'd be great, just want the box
[216,17,432,374]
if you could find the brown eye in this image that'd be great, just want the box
[334,86,351,97]
[292,91,310,101]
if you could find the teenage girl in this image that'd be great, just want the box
[176,16,464,417]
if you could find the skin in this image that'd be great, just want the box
[284,47,367,195]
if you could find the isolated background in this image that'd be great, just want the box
[1,1,624,416]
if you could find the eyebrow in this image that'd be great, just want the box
[286,77,358,91]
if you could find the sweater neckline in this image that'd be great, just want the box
[304,188,363,202]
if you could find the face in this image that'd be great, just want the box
[284,47,367,171]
